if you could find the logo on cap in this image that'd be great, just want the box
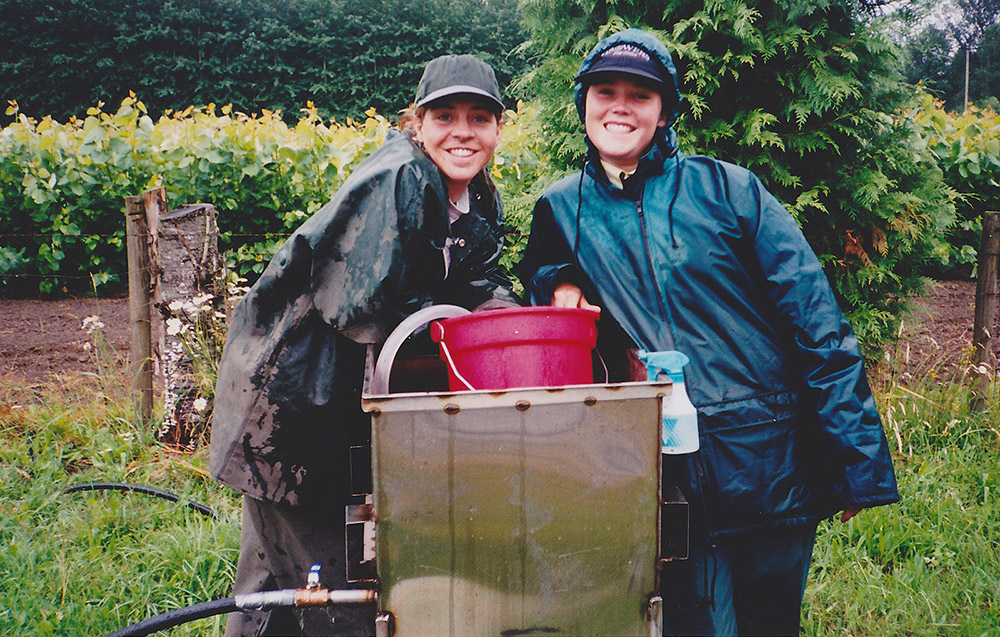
[602,44,651,63]
[578,41,669,88]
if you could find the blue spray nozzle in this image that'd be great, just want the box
[638,350,689,383]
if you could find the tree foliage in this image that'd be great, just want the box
[950,0,1000,49]
[0,0,529,123]
[899,0,1000,110]
[518,0,956,356]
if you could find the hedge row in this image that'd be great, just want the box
[0,96,549,295]
[0,0,529,124]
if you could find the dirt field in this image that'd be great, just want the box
[0,280,994,387]
[1,295,131,385]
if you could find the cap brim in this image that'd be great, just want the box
[415,86,504,111]
[576,66,667,87]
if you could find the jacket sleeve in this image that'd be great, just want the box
[515,196,588,306]
[733,169,899,510]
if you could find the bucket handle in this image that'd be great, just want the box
[371,304,471,394]
[433,323,478,392]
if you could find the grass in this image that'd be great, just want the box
[1,362,998,635]
[803,373,1000,636]
[0,373,241,636]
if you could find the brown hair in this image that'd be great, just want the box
[397,103,426,134]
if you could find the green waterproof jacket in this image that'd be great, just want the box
[210,130,517,506]
[516,29,898,538]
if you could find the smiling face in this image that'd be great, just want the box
[414,96,503,201]
[584,75,668,174]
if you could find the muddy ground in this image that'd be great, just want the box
[0,280,995,388]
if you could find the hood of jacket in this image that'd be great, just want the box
[574,28,683,147]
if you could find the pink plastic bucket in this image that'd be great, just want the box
[430,306,599,391]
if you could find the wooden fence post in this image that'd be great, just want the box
[156,203,223,447]
[971,210,1000,411]
[125,186,222,440]
[123,194,155,421]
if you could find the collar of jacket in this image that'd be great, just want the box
[583,130,679,199]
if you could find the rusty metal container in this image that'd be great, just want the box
[362,356,668,636]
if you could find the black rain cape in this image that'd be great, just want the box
[210,130,515,505]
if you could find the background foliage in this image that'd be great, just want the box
[1,0,997,359]
[0,97,387,294]
[0,0,530,124]
[907,96,1000,276]
[897,0,1000,112]
[0,97,550,296]
[517,0,957,355]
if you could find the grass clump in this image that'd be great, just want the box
[0,374,241,636]
[804,373,1000,636]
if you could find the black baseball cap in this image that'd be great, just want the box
[576,42,670,88]
[414,55,504,112]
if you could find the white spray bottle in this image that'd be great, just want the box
[638,350,699,454]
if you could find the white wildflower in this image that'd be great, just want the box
[168,299,184,312]
[193,397,209,412]
[977,364,991,375]
[166,317,185,336]
[81,315,105,334]
[192,293,214,309]
[82,342,92,351]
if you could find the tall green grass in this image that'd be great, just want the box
[804,373,1000,636]
[0,374,240,636]
[1,366,998,635]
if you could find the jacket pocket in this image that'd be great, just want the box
[694,390,823,533]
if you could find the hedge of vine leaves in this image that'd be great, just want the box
[0,96,549,296]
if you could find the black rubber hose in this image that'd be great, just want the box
[63,482,218,519]
[104,597,238,636]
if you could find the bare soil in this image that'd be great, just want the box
[0,280,994,389]
[0,296,131,386]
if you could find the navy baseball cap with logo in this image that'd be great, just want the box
[575,42,670,88]
[415,55,505,113]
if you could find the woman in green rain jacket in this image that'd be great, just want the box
[517,29,898,636]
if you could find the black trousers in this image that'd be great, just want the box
[660,521,818,636]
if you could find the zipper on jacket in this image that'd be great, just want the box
[635,182,676,351]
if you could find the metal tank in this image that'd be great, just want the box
[359,350,674,636]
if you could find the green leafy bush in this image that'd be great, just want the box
[0,96,549,295]
[0,96,386,293]
[908,95,1000,277]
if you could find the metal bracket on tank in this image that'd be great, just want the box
[375,612,395,637]
[345,495,376,583]
[648,596,663,636]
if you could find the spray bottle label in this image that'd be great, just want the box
[638,350,700,455]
